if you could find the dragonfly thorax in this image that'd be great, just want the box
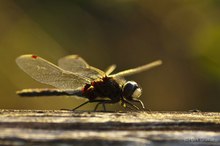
[82,77,122,102]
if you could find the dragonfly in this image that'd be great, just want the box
[16,54,162,111]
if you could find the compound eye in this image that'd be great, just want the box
[123,81,141,99]
[132,87,142,98]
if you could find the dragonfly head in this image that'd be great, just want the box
[122,81,142,100]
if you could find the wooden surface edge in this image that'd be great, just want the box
[0,109,220,146]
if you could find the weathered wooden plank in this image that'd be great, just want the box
[0,109,220,146]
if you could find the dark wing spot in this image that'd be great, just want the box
[31,55,38,59]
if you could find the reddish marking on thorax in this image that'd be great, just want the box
[81,84,91,94]
[81,87,86,94]
[91,81,96,86]
[31,55,38,59]
[81,77,110,96]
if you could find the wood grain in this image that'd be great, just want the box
[0,109,220,146]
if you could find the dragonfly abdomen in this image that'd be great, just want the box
[17,88,82,97]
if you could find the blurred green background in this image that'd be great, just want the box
[0,0,219,111]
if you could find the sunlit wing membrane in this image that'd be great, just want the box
[16,54,91,89]
[110,60,162,77]
[58,55,89,69]
[105,64,116,75]
[58,55,105,79]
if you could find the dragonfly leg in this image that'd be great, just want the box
[130,99,146,110]
[72,101,90,111]
[102,103,106,111]
[94,102,102,111]
[93,100,113,111]
[123,102,135,110]
[122,99,140,110]
[94,102,107,111]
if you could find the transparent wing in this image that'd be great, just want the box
[58,55,105,79]
[16,54,91,89]
[105,64,116,75]
[110,60,162,77]
[58,55,89,70]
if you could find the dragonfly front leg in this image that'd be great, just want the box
[121,99,140,110]
[130,99,145,109]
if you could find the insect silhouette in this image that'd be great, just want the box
[16,54,162,111]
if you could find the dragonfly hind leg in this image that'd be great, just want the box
[70,100,113,111]
[71,101,90,111]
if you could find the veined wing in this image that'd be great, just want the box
[58,55,89,69]
[16,54,91,89]
[58,55,105,79]
[110,60,162,78]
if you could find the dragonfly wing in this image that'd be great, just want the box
[58,55,89,70]
[105,64,116,75]
[110,60,162,77]
[58,55,105,79]
[16,55,91,89]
